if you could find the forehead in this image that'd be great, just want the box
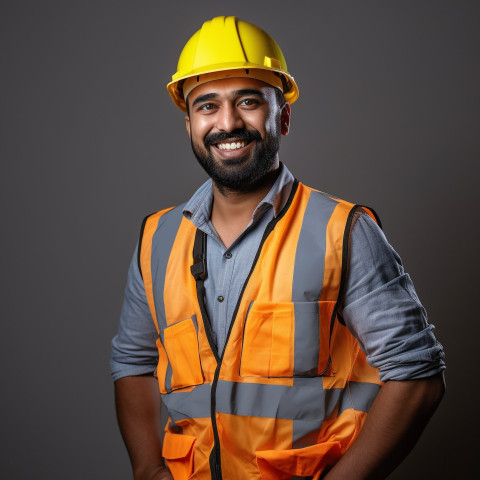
[187,77,275,104]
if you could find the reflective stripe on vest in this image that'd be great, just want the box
[139,182,382,480]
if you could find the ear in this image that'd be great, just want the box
[280,103,291,136]
[185,115,191,138]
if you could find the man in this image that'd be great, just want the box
[111,16,445,480]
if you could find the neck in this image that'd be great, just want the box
[212,164,280,217]
[209,162,281,247]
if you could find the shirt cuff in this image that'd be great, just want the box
[342,273,446,382]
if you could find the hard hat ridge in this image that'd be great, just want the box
[167,16,299,112]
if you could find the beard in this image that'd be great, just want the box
[190,127,281,193]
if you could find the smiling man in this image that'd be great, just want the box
[111,16,445,480]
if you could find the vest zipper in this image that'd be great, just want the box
[195,180,299,480]
[219,180,299,361]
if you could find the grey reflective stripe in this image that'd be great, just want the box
[150,204,185,337]
[293,381,380,447]
[293,301,320,375]
[191,314,198,333]
[216,380,356,420]
[164,362,173,393]
[291,191,338,302]
[161,380,380,422]
[292,191,338,379]
[342,381,381,414]
[162,383,212,421]
[293,419,323,447]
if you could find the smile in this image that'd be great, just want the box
[215,141,248,150]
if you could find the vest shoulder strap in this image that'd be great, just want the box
[356,204,382,230]
[137,207,176,280]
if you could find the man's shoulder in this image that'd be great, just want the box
[139,202,187,236]
[298,182,381,228]
[298,182,357,209]
[143,203,186,221]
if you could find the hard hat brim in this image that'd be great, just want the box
[167,65,299,112]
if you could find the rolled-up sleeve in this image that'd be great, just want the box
[342,214,445,381]
[110,244,159,381]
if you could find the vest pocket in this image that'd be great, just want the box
[240,301,335,377]
[162,431,196,479]
[163,316,204,391]
[255,441,341,480]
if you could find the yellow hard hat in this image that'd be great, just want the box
[167,16,299,112]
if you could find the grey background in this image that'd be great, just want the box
[1,0,478,478]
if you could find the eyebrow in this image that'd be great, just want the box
[191,89,266,108]
[232,89,265,98]
[192,93,219,108]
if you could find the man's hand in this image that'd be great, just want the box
[137,465,173,480]
[115,374,171,480]
[323,373,445,480]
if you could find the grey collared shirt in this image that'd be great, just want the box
[181,164,295,354]
[111,163,445,382]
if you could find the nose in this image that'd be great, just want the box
[215,102,244,132]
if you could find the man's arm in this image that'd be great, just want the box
[115,374,173,480]
[112,244,170,478]
[324,373,445,480]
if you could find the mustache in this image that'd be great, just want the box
[204,129,262,147]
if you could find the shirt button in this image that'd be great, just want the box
[225,252,232,259]
[217,296,224,303]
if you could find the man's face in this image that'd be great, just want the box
[185,77,290,192]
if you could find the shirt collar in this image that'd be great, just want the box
[183,162,295,229]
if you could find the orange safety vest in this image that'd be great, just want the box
[139,181,383,480]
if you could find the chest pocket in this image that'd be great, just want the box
[240,301,335,377]
[160,315,204,392]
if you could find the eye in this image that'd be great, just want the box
[239,98,260,107]
[198,103,216,111]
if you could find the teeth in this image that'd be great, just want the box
[217,141,246,150]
